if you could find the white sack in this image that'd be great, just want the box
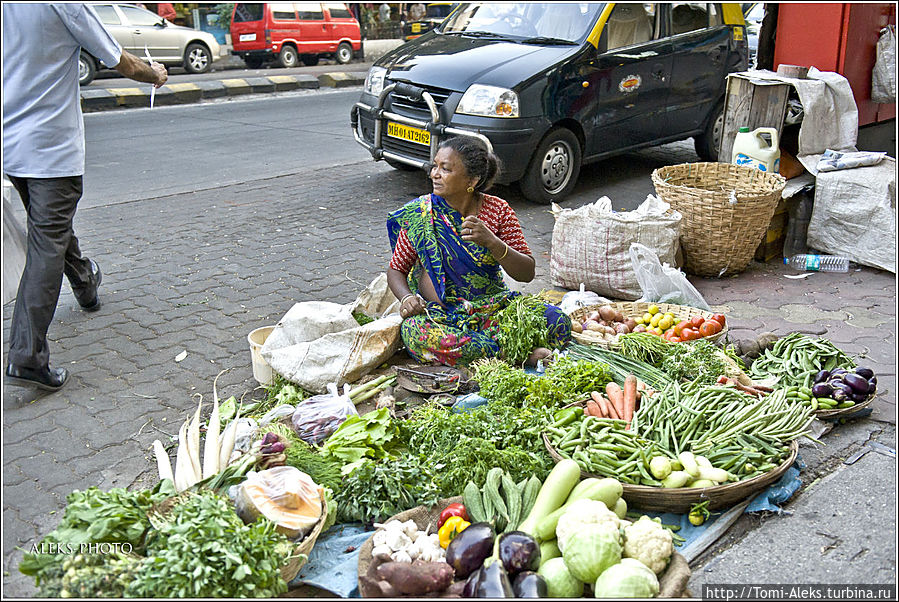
[807,157,896,273]
[2,179,27,306]
[550,195,681,300]
[261,273,403,393]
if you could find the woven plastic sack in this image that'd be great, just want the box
[550,195,681,300]
[871,25,896,104]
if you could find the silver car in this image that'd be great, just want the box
[79,3,224,85]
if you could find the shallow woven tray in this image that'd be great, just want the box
[544,432,798,514]
[568,302,727,349]
[651,162,786,278]
[357,497,691,597]
[280,500,329,582]
[814,393,876,419]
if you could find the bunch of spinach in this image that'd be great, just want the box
[322,407,399,473]
[471,357,535,406]
[526,356,612,407]
[433,437,552,497]
[496,294,550,366]
[333,456,441,525]
[128,490,290,598]
[659,339,729,385]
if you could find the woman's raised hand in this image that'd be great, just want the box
[460,215,498,249]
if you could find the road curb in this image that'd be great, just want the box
[81,72,362,112]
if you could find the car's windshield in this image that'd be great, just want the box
[426,3,455,19]
[439,3,605,43]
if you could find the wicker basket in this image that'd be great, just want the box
[544,431,798,514]
[357,497,691,597]
[815,394,876,420]
[568,302,727,349]
[651,162,786,277]
[280,500,329,582]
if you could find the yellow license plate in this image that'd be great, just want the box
[387,122,430,146]
[411,23,421,33]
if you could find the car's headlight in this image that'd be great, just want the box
[364,66,387,97]
[456,84,519,117]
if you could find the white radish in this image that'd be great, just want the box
[174,421,191,492]
[219,409,240,469]
[187,398,202,482]
[203,396,221,479]
[153,439,174,483]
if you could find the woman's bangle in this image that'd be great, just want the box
[498,243,509,260]
[400,293,415,306]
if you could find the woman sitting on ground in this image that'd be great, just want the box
[386,136,571,367]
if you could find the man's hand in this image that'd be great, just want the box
[114,50,167,87]
[149,60,167,87]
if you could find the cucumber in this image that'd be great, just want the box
[533,477,623,540]
[517,459,582,538]
[661,470,691,488]
[463,480,486,523]
[613,497,627,519]
[678,452,700,478]
[538,539,561,565]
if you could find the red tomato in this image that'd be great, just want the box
[669,335,682,343]
[699,321,718,338]
[710,313,727,327]
[673,320,690,336]
[681,328,698,341]
[707,320,723,335]
[690,316,705,328]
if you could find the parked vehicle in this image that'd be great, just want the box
[351,2,748,204]
[79,3,225,85]
[402,3,458,41]
[743,2,764,68]
[230,3,362,68]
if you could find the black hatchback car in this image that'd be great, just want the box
[351,3,748,203]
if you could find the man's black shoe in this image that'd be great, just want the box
[5,364,69,392]
[74,259,102,312]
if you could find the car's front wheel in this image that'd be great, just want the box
[78,51,96,86]
[184,43,211,74]
[695,101,725,161]
[520,128,582,204]
[335,42,353,65]
[279,45,299,68]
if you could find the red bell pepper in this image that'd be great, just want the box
[437,503,469,529]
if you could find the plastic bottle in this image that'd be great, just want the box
[732,126,781,173]
[784,254,849,272]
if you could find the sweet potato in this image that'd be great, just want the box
[375,560,455,596]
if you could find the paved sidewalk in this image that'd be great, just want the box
[2,141,895,596]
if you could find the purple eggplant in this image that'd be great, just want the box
[868,379,877,394]
[855,367,875,379]
[476,559,514,598]
[831,386,850,402]
[446,522,496,579]
[842,373,870,394]
[463,566,484,598]
[512,571,548,598]
[850,391,869,402]
[497,532,541,576]
[813,370,831,383]
[811,383,834,398]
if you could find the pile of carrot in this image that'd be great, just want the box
[585,374,646,428]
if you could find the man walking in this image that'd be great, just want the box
[3,3,167,392]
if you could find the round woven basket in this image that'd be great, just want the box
[568,302,727,349]
[543,432,798,514]
[357,497,691,597]
[280,501,329,582]
[815,393,876,419]
[651,162,786,277]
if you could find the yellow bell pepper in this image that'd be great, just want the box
[437,515,470,548]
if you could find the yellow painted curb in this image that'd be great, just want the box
[221,78,250,87]
[268,75,297,84]
[165,82,201,92]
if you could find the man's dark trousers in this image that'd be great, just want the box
[7,175,94,370]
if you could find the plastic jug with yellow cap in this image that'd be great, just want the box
[731,127,781,173]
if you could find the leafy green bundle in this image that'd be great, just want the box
[333,456,441,524]
[496,294,550,366]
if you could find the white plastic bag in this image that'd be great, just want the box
[550,195,681,300]
[2,178,26,306]
[629,243,710,310]
[261,273,403,393]
[871,25,896,104]
[558,283,610,314]
[290,383,358,445]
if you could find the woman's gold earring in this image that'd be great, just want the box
[467,186,475,193]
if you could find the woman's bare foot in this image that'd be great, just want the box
[526,347,553,367]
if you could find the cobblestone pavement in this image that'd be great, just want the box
[3,140,895,596]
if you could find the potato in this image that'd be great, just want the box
[633,324,647,333]
[598,320,609,327]
[571,321,583,334]
[585,320,603,332]
[624,318,637,332]
[598,305,617,322]
[375,560,455,596]
[601,325,616,335]
[615,322,630,334]
[614,311,626,323]
[587,310,601,322]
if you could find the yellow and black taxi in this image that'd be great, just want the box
[402,3,457,41]
[351,3,748,203]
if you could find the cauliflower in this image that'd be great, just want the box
[622,515,674,575]
[555,499,622,553]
